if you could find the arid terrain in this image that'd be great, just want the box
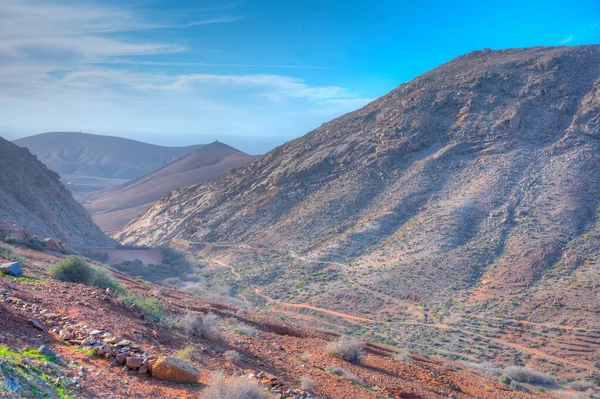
[0,243,571,398]
[117,45,600,384]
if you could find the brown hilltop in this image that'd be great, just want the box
[84,141,259,233]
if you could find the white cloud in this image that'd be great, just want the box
[0,0,371,153]
[560,35,573,44]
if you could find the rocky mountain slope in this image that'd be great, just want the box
[0,243,560,398]
[84,141,258,233]
[0,136,113,248]
[14,132,203,197]
[118,45,600,371]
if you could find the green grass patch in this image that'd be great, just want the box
[121,293,165,321]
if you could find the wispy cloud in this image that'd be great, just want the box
[560,35,573,44]
[183,17,244,27]
[0,0,369,152]
[559,21,600,45]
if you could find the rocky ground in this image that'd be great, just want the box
[0,244,563,398]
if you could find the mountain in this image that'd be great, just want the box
[83,141,259,233]
[0,136,113,248]
[13,132,203,197]
[118,46,600,373]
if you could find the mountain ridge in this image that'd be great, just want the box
[84,141,259,232]
[0,136,113,248]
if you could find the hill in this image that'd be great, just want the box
[0,136,113,248]
[0,243,560,398]
[14,132,203,197]
[118,46,600,374]
[84,141,259,233]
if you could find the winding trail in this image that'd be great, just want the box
[254,289,375,324]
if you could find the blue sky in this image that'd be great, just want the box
[1,0,599,153]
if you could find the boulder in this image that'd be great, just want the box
[126,357,142,369]
[43,238,61,251]
[148,356,199,383]
[0,261,22,276]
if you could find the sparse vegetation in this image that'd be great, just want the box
[0,244,25,263]
[167,311,224,341]
[85,252,109,263]
[499,375,511,385]
[224,350,241,363]
[568,380,595,391]
[3,236,16,244]
[326,336,363,363]
[502,366,554,385]
[327,366,363,385]
[465,361,502,376]
[177,345,196,362]
[50,255,123,292]
[203,372,266,399]
[231,322,260,338]
[300,352,312,362]
[25,239,45,251]
[121,293,165,321]
[394,350,412,362]
[299,376,315,391]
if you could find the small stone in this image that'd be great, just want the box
[116,352,128,365]
[126,357,142,369]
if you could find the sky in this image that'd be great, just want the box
[1,0,599,154]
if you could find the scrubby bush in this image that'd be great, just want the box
[50,256,123,292]
[25,239,45,251]
[300,352,312,362]
[394,350,412,363]
[299,376,315,391]
[177,345,196,362]
[203,372,266,399]
[50,256,96,285]
[232,322,259,338]
[568,380,595,391]
[224,350,241,363]
[327,366,363,385]
[503,366,554,385]
[326,336,363,363]
[0,244,25,263]
[498,375,511,385]
[3,236,16,244]
[465,361,502,376]
[167,311,224,341]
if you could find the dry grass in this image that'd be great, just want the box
[326,336,363,363]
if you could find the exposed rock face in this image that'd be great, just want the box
[119,46,600,317]
[0,137,113,248]
[148,356,200,383]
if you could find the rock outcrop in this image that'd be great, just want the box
[148,356,200,383]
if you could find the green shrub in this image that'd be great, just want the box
[499,375,511,385]
[50,256,124,293]
[25,239,45,251]
[50,256,95,285]
[121,293,165,321]
[3,236,16,244]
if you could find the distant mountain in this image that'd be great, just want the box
[0,136,113,248]
[84,141,258,233]
[14,132,203,179]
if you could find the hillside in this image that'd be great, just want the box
[84,141,258,233]
[14,132,203,197]
[0,136,113,248]
[118,46,600,374]
[0,243,560,398]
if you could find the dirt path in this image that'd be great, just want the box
[254,289,375,324]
